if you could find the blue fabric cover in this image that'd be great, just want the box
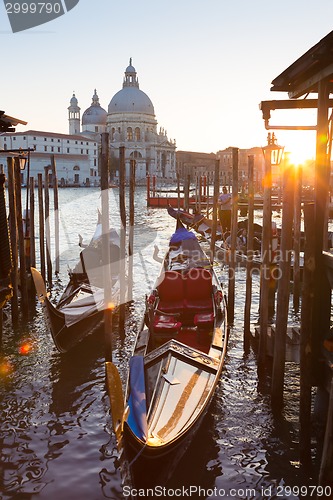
[127,356,147,441]
[169,227,197,245]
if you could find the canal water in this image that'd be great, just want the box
[0,187,319,499]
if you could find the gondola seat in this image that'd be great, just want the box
[153,314,182,345]
[157,271,185,314]
[184,268,213,313]
[194,312,214,329]
[153,315,182,334]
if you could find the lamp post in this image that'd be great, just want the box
[258,133,284,372]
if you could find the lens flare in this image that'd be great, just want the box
[18,341,34,355]
[0,358,13,376]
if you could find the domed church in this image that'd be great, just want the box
[69,60,177,181]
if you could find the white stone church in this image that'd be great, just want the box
[0,60,177,185]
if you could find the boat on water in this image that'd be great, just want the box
[167,205,262,267]
[31,213,121,352]
[107,221,228,488]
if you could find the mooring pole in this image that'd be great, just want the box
[210,159,220,263]
[271,166,295,411]
[101,132,113,362]
[44,166,52,287]
[7,158,19,323]
[227,148,239,324]
[128,159,136,302]
[299,202,315,466]
[29,177,36,269]
[14,157,29,317]
[37,173,46,282]
[258,146,272,371]
[293,166,302,312]
[51,155,60,275]
[244,155,254,350]
[119,145,127,338]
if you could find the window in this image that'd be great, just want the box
[44,138,47,141]
[127,127,133,141]
[94,159,97,166]
[44,146,47,151]
[135,127,140,141]
[95,126,98,132]
[81,149,83,154]
[58,147,61,152]
[67,140,70,143]
[67,148,70,153]
[75,141,78,144]
[51,146,54,152]
[3,137,6,141]
[94,149,97,156]
[86,142,88,145]
[51,138,54,142]
[13,137,16,141]
[33,136,36,140]
[23,136,26,140]
[58,139,60,142]
[86,149,89,154]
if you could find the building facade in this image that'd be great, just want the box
[0,131,99,186]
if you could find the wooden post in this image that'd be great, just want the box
[100,132,113,362]
[312,79,331,383]
[51,155,60,275]
[44,167,52,286]
[128,159,136,302]
[14,157,29,317]
[271,166,295,411]
[29,177,36,269]
[0,172,12,343]
[119,145,127,337]
[227,148,239,324]
[210,160,220,263]
[293,166,302,312]
[244,155,254,350]
[37,173,46,282]
[7,159,18,323]
[177,173,181,210]
[299,202,315,466]
[258,147,273,370]
[184,170,190,212]
[318,377,333,487]
[146,174,150,208]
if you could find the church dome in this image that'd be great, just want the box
[82,89,107,126]
[108,59,155,116]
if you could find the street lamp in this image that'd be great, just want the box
[262,132,284,167]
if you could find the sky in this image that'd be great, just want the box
[1,0,333,163]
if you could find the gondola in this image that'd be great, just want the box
[31,214,121,352]
[107,221,228,488]
[167,205,262,267]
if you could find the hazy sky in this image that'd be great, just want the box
[1,0,333,162]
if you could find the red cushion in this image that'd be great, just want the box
[194,312,214,328]
[185,268,212,301]
[154,315,182,334]
[158,271,184,302]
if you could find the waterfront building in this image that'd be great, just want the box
[0,130,99,186]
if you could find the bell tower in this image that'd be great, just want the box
[68,92,81,135]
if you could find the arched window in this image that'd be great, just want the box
[111,127,115,140]
[135,127,140,141]
[127,127,133,141]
